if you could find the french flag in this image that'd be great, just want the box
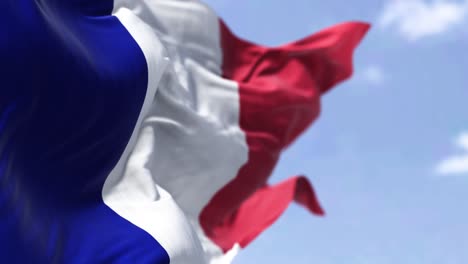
[0,0,369,263]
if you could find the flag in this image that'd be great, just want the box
[0,0,369,263]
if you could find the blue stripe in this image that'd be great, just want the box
[0,1,170,263]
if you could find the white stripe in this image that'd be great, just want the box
[106,1,249,263]
[102,5,207,264]
[135,2,249,262]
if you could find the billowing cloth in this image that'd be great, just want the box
[0,1,369,263]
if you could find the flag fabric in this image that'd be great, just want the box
[0,0,369,263]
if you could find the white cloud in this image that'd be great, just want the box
[436,132,468,175]
[378,0,468,41]
[362,65,385,85]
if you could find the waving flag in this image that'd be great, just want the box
[0,0,369,263]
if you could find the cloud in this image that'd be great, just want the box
[378,0,468,41]
[436,132,468,175]
[361,65,385,85]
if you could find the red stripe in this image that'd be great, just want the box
[200,20,370,252]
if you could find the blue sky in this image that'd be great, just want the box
[203,0,468,263]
